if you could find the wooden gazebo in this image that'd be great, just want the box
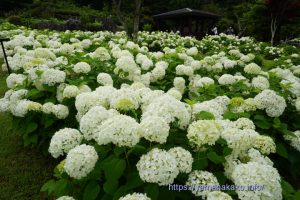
[153,8,220,38]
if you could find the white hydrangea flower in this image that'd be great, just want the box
[91,47,111,61]
[232,162,282,200]
[11,100,42,117]
[52,104,69,119]
[221,128,260,157]
[9,89,28,102]
[136,148,179,186]
[136,53,153,70]
[142,94,191,129]
[94,114,140,147]
[252,76,270,90]
[110,88,140,111]
[280,79,300,97]
[186,47,198,56]
[74,62,91,74]
[218,74,236,85]
[173,77,186,93]
[0,98,10,112]
[176,65,193,76]
[139,116,170,144]
[167,88,182,100]
[49,128,83,158]
[63,85,79,99]
[220,59,238,69]
[56,196,75,200]
[97,73,113,86]
[115,56,141,81]
[193,77,214,88]
[119,193,150,200]
[78,84,91,94]
[186,170,219,198]
[253,135,276,155]
[34,48,56,60]
[168,147,193,173]
[192,96,230,120]
[187,120,222,149]
[247,148,274,166]
[150,62,167,82]
[59,43,74,55]
[80,106,118,141]
[284,130,300,152]
[243,98,257,112]
[6,73,27,88]
[207,191,232,200]
[295,98,300,112]
[233,118,255,130]
[254,89,286,117]
[64,144,98,179]
[41,69,66,86]
[140,58,153,71]
[75,90,112,114]
[155,61,169,70]
[244,63,261,74]
[81,39,92,49]
[42,102,55,114]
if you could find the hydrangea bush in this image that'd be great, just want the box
[1,24,300,200]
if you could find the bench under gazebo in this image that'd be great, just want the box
[153,8,220,38]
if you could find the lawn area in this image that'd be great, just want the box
[0,67,56,200]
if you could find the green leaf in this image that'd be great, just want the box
[295,191,300,200]
[53,179,69,197]
[83,181,101,200]
[192,158,208,170]
[124,172,144,190]
[281,180,295,200]
[273,117,281,128]
[223,147,233,156]
[23,134,38,147]
[114,147,125,157]
[223,112,238,120]
[41,180,56,194]
[254,115,272,129]
[27,89,43,99]
[127,144,147,156]
[276,143,288,159]
[207,151,225,164]
[103,180,118,195]
[145,184,159,200]
[103,158,126,181]
[25,122,38,134]
[196,111,215,120]
[184,99,197,105]
[113,186,127,200]
[214,172,227,185]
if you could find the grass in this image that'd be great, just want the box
[0,67,56,200]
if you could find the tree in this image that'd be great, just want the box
[133,0,142,41]
[266,0,300,45]
[112,0,127,30]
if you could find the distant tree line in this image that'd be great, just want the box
[1,0,300,43]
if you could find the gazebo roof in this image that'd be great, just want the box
[153,8,220,19]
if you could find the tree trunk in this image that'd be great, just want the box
[133,0,142,42]
[270,15,277,46]
[112,0,127,31]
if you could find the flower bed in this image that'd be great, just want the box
[1,25,300,200]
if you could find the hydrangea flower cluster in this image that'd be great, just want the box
[64,144,98,179]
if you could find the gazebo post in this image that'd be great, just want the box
[0,38,11,74]
[188,17,193,35]
[196,19,200,37]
